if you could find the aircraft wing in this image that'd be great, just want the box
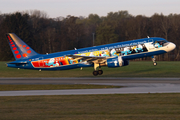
[67,55,110,64]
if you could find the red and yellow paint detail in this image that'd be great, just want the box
[31,57,78,68]
[77,50,110,57]
[7,35,32,59]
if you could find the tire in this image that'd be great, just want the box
[93,71,99,76]
[153,62,157,66]
[98,70,103,75]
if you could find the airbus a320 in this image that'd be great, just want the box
[6,33,176,76]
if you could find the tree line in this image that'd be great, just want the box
[0,10,179,61]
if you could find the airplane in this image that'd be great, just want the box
[6,33,176,76]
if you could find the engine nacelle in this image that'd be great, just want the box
[106,56,129,68]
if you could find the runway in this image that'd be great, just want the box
[0,77,180,96]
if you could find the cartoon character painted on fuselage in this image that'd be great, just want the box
[136,44,143,52]
[121,47,132,55]
[110,49,118,56]
[46,58,59,67]
[155,42,162,48]
[101,50,110,57]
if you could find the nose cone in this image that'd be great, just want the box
[166,42,176,52]
[169,42,176,50]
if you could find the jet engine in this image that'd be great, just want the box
[106,56,129,68]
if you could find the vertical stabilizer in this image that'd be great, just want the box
[6,33,39,60]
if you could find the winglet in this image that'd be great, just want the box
[6,33,39,60]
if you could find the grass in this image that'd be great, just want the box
[0,61,180,119]
[0,84,121,91]
[0,93,180,120]
[0,61,180,77]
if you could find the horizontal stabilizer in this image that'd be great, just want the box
[7,61,28,64]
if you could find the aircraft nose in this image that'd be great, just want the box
[170,42,176,50]
[167,42,176,52]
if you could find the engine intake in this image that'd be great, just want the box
[106,56,129,68]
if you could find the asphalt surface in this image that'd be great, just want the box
[0,77,180,96]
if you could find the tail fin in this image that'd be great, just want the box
[6,33,39,60]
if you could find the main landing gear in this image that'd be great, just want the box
[152,56,157,66]
[93,63,103,76]
[93,69,103,76]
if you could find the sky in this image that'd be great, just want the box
[0,0,180,18]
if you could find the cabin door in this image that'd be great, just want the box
[144,39,155,51]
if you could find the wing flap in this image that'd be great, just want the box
[67,55,109,63]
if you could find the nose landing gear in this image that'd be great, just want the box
[152,56,157,66]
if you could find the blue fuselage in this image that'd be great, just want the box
[7,37,173,70]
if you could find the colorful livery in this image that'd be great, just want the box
[6,33,176,76]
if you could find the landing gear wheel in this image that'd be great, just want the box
[153,62,157,66]
[93,71,99,76]
[98,70,103,75]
